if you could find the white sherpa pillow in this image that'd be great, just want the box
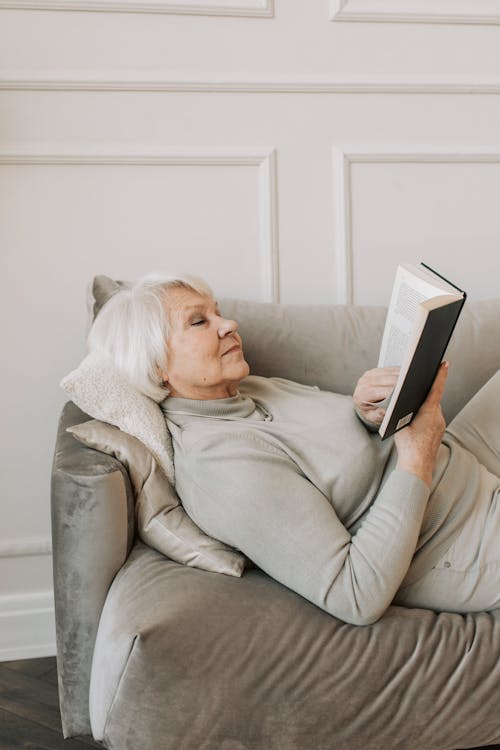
[61,351,175,481]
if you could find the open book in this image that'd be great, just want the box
[377,263,466,440]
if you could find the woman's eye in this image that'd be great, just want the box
[191,319,206,326]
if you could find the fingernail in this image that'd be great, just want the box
[443,361,449,369]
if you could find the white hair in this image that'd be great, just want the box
[87,272,214,401]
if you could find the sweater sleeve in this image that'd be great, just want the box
[176,431,430,626]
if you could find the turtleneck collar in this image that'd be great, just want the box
[160,390,268,421]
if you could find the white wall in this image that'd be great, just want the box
[1,0,500,660]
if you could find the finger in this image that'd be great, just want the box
[379,366,401,376]
[363,407,386,425]
[368,367,400,385]
[363,392,392,407]
[369,378,399,392]
[426,361,449,404]
[360,375,398,392]
[361,387,393,403]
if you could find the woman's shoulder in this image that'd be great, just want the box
[240,374,321,397]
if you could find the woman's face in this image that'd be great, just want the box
[160,286,250,400]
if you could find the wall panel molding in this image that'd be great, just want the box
[332,147,500,304]
[0,591,55,661]
[0,147,280,302]
[0,0,273,16]
[330,0,500,25]
[0,537,52,558]
[3,74,500,94]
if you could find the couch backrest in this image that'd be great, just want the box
[220,297,500,424]
[92,275,500,421]
[221,298,386,393]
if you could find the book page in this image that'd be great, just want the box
[378,271,427,367]
[408,263,463,297]
[378,304,428,437]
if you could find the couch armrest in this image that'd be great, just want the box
[51,401,135,738]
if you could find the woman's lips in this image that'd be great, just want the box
[222,344,241,356]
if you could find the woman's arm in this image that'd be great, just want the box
[394,362,448,487]
[175,432,430,626]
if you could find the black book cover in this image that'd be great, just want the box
[380,297,465,440]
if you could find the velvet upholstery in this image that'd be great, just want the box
[69,419,247,576]
[220,296,500,424]
[51,402,134,737]
[51,293,500,747]
[92,542,500,750]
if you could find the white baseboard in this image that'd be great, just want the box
[0,591,56,662]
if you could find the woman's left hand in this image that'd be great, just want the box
[353,366,400,427]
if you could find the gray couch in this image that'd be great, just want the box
[51,294,500,750]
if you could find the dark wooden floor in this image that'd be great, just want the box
[0,657,102,749]
[0,656,499,750]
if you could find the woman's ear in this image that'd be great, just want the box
[157,364,169,386]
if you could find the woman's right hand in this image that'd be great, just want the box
[394,362,448,487]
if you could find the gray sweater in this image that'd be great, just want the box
[161,375,482,625]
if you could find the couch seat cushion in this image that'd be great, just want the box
[90,542,500,750]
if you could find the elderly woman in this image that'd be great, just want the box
[88,273,500,626]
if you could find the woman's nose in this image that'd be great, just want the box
[218,317,238,337]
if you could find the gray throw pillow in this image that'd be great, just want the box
[92,274,130,318]
[69,419,247,577]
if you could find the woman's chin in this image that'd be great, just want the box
[231,361,251,385]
